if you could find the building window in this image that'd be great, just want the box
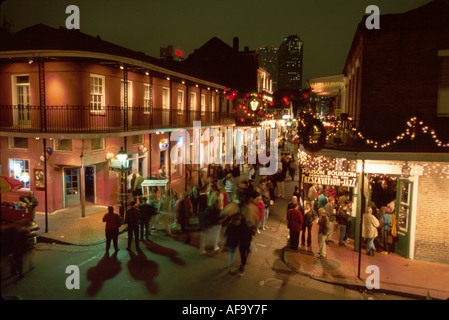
[162,87,170,109]
[91,138,105,151]
[190,92,197,111]
[9,158,30,189]
[201,94,206,115]
[210,94,215,113]
[12,75,31,126]
[144,84,153,114]
[90,74,105,113]
[177,90,185,114]
[9,137,28,149]
[132,135,143,145]
[55,139,72,151]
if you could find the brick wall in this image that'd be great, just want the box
[415,166,449,265]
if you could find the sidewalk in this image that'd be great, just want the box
[278,178,449,300]
[35,205,122,246]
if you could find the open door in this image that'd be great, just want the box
[395,179,413,258]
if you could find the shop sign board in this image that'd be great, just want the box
[301,169,357,188]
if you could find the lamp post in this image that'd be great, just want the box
[116,147,129,220]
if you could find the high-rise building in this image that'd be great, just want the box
[257,46,278,92]
[160,45,185,62]
[277,34,303,93]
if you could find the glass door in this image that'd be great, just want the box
[64,168,80,207]
[13,75,31,127]
[395,179,413,258]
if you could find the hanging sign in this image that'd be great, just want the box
[302,168,357,188]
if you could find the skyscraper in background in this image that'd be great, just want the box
[277,34,303,93]
[257,46,279,92]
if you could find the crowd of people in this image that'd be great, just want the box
[285,182,397,259]
[102,130,398,275]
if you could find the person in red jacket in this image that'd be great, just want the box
[103,205,122,254]
[286,203,303,250]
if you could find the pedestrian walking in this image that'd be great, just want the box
[301,201,317,247]
[125,200,141,251]
[325,197,337,243]
[362,207,380,256]
[103,205,121,253]
[261,190,271,230]
[224,203,243,272]
[255,196,264,233]
[286,203,303,250]
[274,168,285,199]
[337,200,351,247]
[188,184,199,217]
[176,192,192,244]
[380,206,395,254]
[317,208,330,259]
[288,158,298,181]
[224,173,235,202]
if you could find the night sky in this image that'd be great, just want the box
[1,0,431,84]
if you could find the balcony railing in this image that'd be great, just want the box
[0,105,235,134]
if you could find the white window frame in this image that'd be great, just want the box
[210,93,215,113]
[90,74,105,114]
[144,83,152,114]
[54,139,73,152]
[9,158,30,189]
[162,87,170,109]
[190,92,197,111]
[8,137,29,150]
[201,94,206,115]
[177,90,185,114]
[91,138,105,151]
[11,74,31,126]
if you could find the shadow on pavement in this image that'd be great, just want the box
[86,252,122,296]
[127,249,159,295]
[143,240,186,266]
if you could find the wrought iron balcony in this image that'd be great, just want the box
[0,105,235,134]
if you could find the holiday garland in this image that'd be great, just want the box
[298,117,327,153]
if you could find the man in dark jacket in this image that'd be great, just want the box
[139,198,154,241]
[103,205,121,253]
[125,200,141,251]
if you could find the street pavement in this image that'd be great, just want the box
[19,170,449,300]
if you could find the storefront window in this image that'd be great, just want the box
[9,158,30,189]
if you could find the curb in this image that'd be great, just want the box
[36,226,129,247]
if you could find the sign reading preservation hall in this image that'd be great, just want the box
[301,169,358,188]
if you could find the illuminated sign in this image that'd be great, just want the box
[301,169,357,188]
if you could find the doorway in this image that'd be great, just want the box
[84,166,95,204]
[64,168,80,207]
[64,166,96,207]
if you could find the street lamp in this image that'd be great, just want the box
[116,147,129,219]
